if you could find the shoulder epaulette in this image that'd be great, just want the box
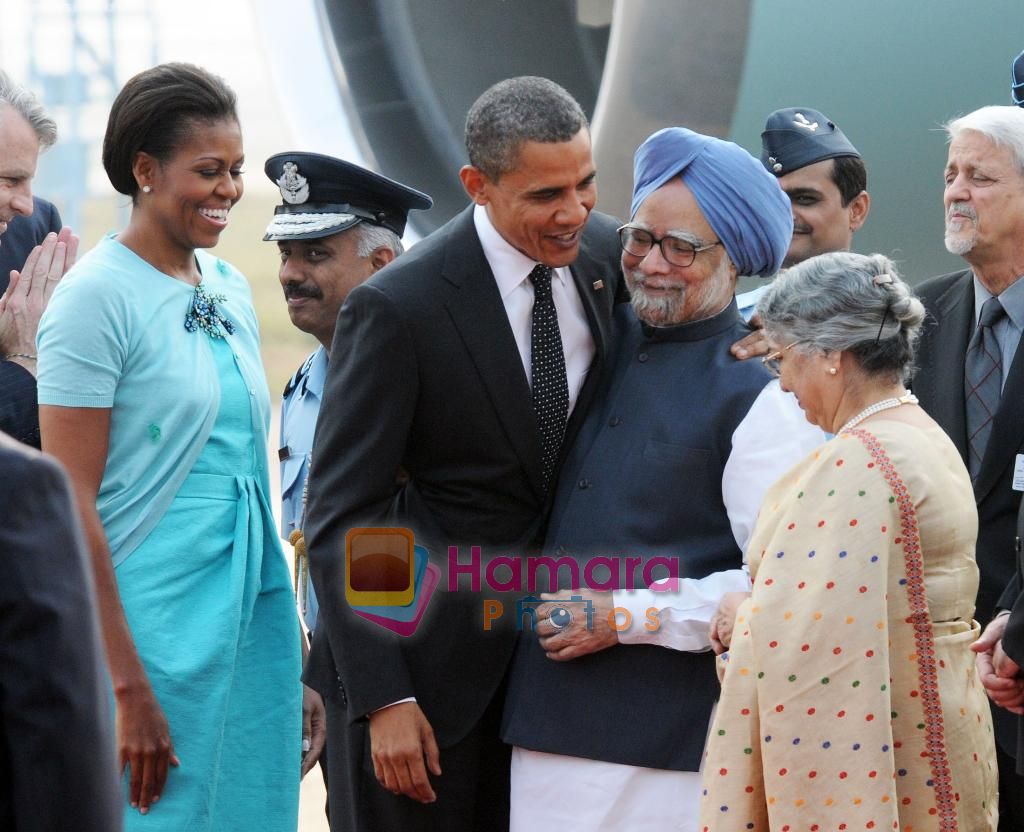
[283,352,316,399]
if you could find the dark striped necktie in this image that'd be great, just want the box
[965,295,1006,479]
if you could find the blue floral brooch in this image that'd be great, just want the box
[184,283,236,338]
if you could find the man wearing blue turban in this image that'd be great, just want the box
[501,127,824,830]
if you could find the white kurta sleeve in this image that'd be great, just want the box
[722,380,826,554]
[613,570,752,651]
[615,381,825,652]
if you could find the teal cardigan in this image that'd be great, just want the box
[37,235,273,566]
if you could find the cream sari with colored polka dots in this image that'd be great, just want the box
[700,421,997,832]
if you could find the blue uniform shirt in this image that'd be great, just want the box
[735,283,771,322]
[280,346,328,631]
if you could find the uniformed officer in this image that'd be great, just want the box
[265,151,432,636]
[265,152,430,805]
[732,107,871,357]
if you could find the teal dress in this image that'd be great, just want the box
[117,336,300,830]
[37,239,300,831]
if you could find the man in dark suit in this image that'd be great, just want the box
[990,501,1024,770]
[0,196,61,294]
[0,73,77,447]
[0,432,121,831]
[912,103,1024,829]
[304,76,623,831]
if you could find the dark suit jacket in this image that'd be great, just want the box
[502,302,770,771]
[0,197,60,448]
[912,269,1024,626]
[913,268,1024,755]
[0,197,62,294]
[1001,498,1024,771]
[0,362,39,447]
[305,206,623,749]
[0,433,120,832]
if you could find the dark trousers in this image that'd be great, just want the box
[309,630,330,821]
[991,701,1024,830]
[319,738,331,819]
[325,689,511,832]
[997,743,1024,831]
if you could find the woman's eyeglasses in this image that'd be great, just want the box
[761,340,805,377]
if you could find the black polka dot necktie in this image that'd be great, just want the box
[528,264,569,491]
[965,295,1006,480]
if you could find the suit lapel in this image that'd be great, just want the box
[976,311,1024,503]
[440,209,547,499]
[918,273,972,462]
[563,235,617,451]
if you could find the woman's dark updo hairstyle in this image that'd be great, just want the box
[102,62,238,199]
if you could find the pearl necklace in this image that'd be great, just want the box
[837,391,919,435]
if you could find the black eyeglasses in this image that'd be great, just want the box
[617,225,722,268]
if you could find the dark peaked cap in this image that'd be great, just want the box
[1013,49,1024,106]
[264,151,432,241]
[760,107,860,176]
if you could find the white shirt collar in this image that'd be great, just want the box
[473,203,568,299]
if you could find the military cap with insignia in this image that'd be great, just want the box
[1013,49,1024,107]
[760,107,860,176]
[263,151,433,241]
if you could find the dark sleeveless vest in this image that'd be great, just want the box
[502,300,773,771]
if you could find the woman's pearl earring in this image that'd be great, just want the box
[142,185,152,194]
[828,367,838,376]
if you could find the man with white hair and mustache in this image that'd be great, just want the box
[911,104,1024,829]
[501,127,823,831]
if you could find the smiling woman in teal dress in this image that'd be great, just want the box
[36,63,302,830]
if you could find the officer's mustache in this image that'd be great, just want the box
[283,282,323,300]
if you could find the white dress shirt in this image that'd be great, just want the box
[473,204,595,415]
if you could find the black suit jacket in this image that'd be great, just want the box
[0,362,39,447]
[0,433,121,832]
[913,269,1024,755]
[1002,499,1024,771]
[0,197,61,294]
[0,197,60,448]
[912,269,1024,626]
[305,206,623,747]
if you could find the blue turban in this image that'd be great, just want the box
[630,127,793,277]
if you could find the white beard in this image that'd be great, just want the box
[626,256,734,326]
[944,205,977,256]
[944,225,977,256]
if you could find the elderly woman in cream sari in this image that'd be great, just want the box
[701,252,997,831]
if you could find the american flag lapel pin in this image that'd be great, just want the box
[592,279,605,291]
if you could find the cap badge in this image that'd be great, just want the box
[277,162,310,205]
[768,156,783,173]
[793,112,819,132]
